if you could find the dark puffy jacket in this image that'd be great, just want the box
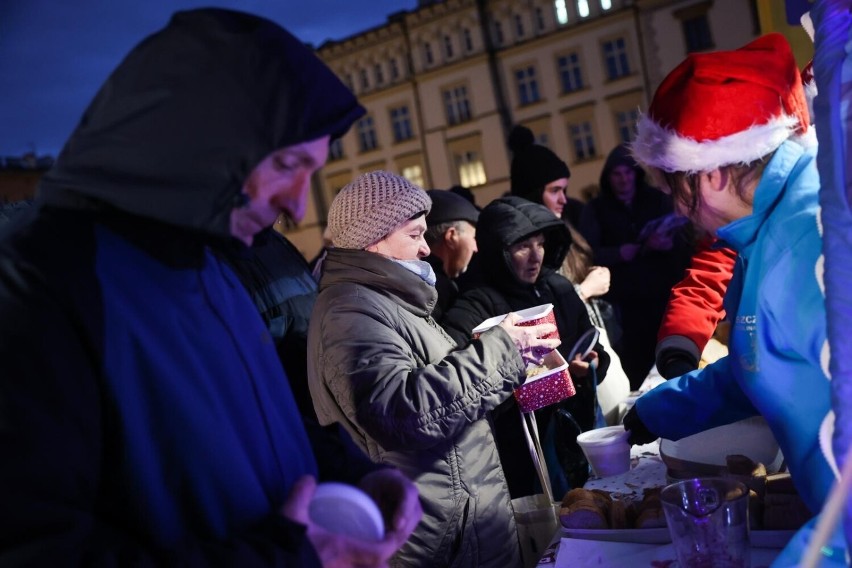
[443,196,610,497]
[0,9,365,566]
[309,248,525,568]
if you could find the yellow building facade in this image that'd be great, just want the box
[286,0,762,259]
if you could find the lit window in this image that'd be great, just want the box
[456,151,487,187]
[390,106,414,143]
[357,116,378,152]
[463,28,474,52]
[423,42,434,66]
[328,138,344,161]
[568,122,597,161]
[444,35,454,58]
[443,85,472,125]
[374,63,384,86]
[615,109,639,143]
[600,0,612,10]
[402,165,424,187]
[515,14,525,38]
[603,37,631,80]
[515,66,541,105]
[577,0,590,18]
[557,52,584,93]
[555,0,568,25]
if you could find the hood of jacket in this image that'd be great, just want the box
[598,144,648,201]
[38,8,364,238]
[475,196,570,294]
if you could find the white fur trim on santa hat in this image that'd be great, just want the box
[631,113,812,174]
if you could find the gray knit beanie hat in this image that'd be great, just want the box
[328,170,432,250]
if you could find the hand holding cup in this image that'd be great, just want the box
[498,312,561,364]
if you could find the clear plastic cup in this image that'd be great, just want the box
[661,478,750,568]
[576,425,631,478]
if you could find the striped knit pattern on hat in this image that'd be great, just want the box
[328,170,432,250]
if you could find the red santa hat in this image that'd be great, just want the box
[631,33,813,174]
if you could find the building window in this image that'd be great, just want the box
[443,85,472,125]
[344,73,354,91]
[600,0,612,10]
[514,14,525,38]
[328,138,344,161]
[535,7,546,31]
[615,109,639,143]
[389,58,400,81]
[423,42,434,66]
[390,106,414,143]
[402,165,424,187]
[568,122,597,161]
[515,66,541,106]
[557,52,584,93]
[357,116,378,152]
[603,37,630,80]
[494,21,504,46]
[456,151,487,187]
[463,28,474,52]
[577,0,590,18]
[374,63,384,86]
[683,14,714,52]
[443,35,454,59]
[360,69,369,90]
[555,0,569,25]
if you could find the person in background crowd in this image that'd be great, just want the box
[308,171,560,568]
[624,34,834,519]
[506,125,629,420]
[0,10,420,566]
[423,188,480,321]
[442,196,610,496]
[579,144,693,389]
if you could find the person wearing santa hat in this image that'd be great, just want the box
[623,33,834,516]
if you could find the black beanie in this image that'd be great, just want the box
[508,125,571,203]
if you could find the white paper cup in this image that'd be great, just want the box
[576,426,631,478]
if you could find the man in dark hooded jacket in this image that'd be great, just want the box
[579,145,693,388]
[443,196,611,497]
[0,9,420,567]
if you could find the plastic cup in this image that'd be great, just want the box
[576,425,631,478]
[661,478,750,568]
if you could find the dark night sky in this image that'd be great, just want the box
[0,0,415,157]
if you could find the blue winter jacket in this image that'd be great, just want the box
[635,140,834,513]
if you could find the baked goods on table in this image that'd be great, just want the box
[559,487,663,530]
[559,454,812,531]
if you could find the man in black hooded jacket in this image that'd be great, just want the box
[0,9,420,567]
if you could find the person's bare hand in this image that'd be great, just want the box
[498,313,561,364]
[620,243,641,261]
[358,469,422,549]
[280,475,401,568]
[568,350,598,378]
[579,266,610,299]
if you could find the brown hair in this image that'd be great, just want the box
[659,154,773,216]
[561,222,594,283]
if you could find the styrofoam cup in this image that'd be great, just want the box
[576,426,631,478]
